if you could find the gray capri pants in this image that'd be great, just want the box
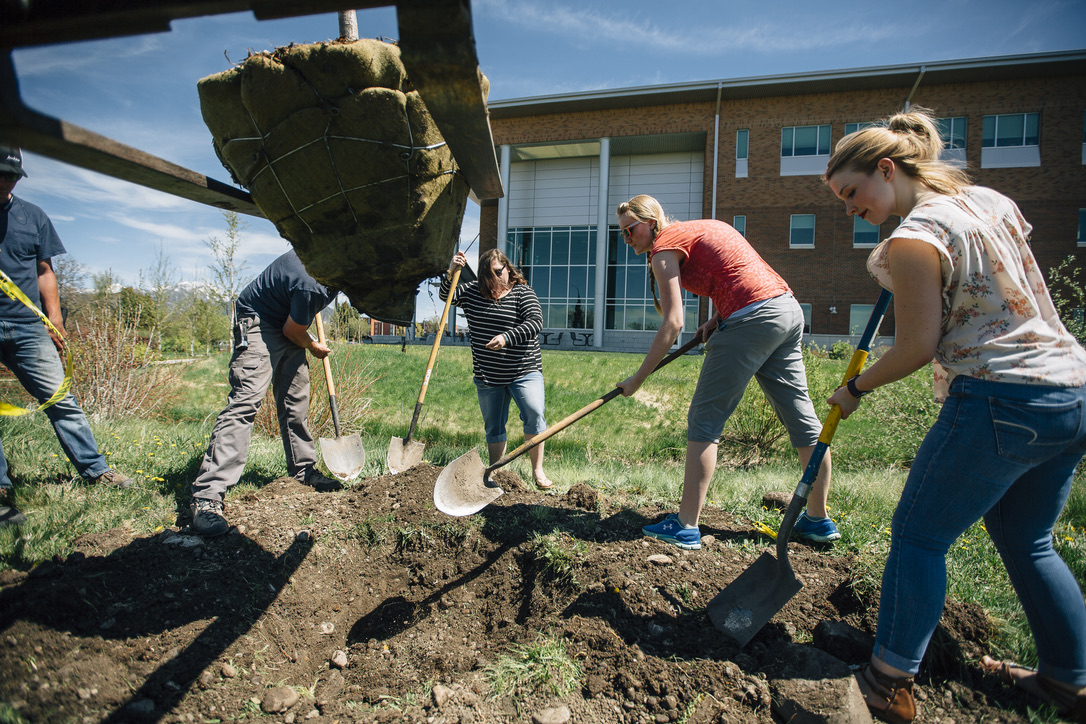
[688,294,822,447]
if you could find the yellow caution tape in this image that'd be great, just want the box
[752,521,778,539]
[0,268,73,416]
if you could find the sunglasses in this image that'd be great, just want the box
[0,172,20,183]
[621,219,647,238]
[490,264,507,276]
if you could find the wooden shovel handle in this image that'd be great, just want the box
[314,312,341,436]
[406,265,462,442]
[485,335,703,474]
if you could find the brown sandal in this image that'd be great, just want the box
[855,664,917,724]
[981,656,1086,722]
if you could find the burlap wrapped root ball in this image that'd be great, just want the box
[198,39,482,325]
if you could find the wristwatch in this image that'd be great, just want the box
[846,375,872,399]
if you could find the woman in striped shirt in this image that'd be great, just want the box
[442,249,553,489]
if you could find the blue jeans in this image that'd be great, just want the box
[875,376,1086,686]
[474,370,547,443]
[0,320,110,487]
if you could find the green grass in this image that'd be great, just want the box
[1,341,1084,673]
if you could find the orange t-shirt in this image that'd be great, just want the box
[650,219,790,320]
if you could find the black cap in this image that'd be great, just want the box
[0,146,27,178]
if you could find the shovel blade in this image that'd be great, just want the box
[433,449,503,517]
[387,436,425,475]
[319,434,365,481]
[707,551,803,647]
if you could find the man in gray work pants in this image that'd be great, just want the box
[190,250,340,536]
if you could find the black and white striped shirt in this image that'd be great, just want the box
[440,274,543,386]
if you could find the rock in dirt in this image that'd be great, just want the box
[814,621,875,665]
[330,650,348,669]
[316,669,344,707]
[762,491,793,510]
[432,683,454,707]
[769,643,872,723]
[647,554,674,565]
[532,705,571,724]
[261,686,299,714]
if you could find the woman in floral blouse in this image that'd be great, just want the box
[824,107,1086,724]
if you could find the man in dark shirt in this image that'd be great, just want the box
[0,147,131,529]
[190,250,341,536]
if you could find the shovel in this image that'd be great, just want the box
[388,266,462,474]
[314,312,366,481]
[707,288,893,646]
[434,335,704,516]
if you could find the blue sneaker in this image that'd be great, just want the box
[792,512,841,543]
[642,514,701,550]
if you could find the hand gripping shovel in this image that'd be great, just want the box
[434,336,704,516]
[314,313,366,481]
[707,289,892,646]
[388,266,462,474]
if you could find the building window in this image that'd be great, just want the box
[781,124,831,157]
[790,214,815,248]
[850,304,875,335]
[937,116,968,167]
[507,226,596,329]
[853,216,880,248]
[937,116,967,149]
[844,121,878,135]
[604,227,698,332]
[736,129,749,178]
[1079,209,1086,247]
[982,113,1039,147]
[981,112,1041,168]
[733,215,746,237]
[799,303,812,334]
[780,124,831,176]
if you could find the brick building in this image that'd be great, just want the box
[478,50,1086,352]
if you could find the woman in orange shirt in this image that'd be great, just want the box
[616,194,832,550]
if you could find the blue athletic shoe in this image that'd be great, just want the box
[642,514,702,550]
[792,512,841,543]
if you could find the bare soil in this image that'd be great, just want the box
[0,465,1060,723]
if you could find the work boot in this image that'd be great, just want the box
[856,663,917,724]
[0,487,26,529]
[191,498,229,537]
[304,470,343,492]
[93,469,133,489]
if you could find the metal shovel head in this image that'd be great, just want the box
[707,551,803,647]
[319,433,365,481]
[387,436,425,475]
[433,448,503,517]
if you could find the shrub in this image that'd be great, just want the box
[829,340,854,360]
[254,345,379,438]
[66,304,182,419]
[1048,254,1086,346]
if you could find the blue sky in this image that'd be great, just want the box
[8,0,1085,319]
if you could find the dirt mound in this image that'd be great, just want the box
[0,466,1046,722]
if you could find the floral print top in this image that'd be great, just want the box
[868,186,1086,401]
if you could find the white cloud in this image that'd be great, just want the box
[12,36,164,77]
[475,0,898,56]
